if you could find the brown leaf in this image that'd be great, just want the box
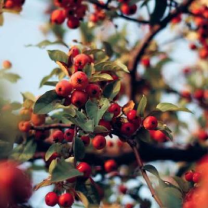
[122,100,135,115]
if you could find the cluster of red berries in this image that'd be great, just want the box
[51,0,87,29]
[90,2,106,23]
[185,170,201,183]
[3,0,25,9]
[119,0,137,16]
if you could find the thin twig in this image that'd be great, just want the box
[32,124,72,131]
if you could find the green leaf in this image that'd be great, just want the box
[42,81,58,87]
[73,137,85,161]
[89,73,113,82]
[137,95,147,117]
[45,143,62,161]
[21,92,36,102]
[26,40,68,48]
[1,73,21,83]
[10,102,22,110]
[103,80,121,100]
[156,103,192,113]
[143,164,160,178]
[103,41,113,57]
[94,125,109,134]
[49,159,57,174]
[51,158,83,182]
[156,57,172,69]
[136,127,152,143]
[34,90,63,114]
[157,122,173,141]
[172,176,191,193]
[48,50,68,64]
[102,111,114,121]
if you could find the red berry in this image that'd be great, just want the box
[86,84,101,98]
[71,71,89,90]
[69,46,80,58]
[190,43,197,50]
[125,203,134,208]
[76,162,91,178]
[99,119,111,131]
[18,121,31,132]
[107,140,114,147]
[104,159,117,172]
[192,172,201,183]
[121,122,136,136]
[193,89,204,100]
[92,135,106,150]
[64,129,75,142]
[127,110,141,127]
[2,60,12,69]
[73,54,91,69]
[152,130,167,142]
[58,193,74,207]
[90,13,99,23]
[196,129,207,141]
[185,171,194,182]
[81,135,90,146]
[52,130,64,142]
[71,90,88,108]
[141,57,150,67]
[67,17,80,29]
[143,116,158,130]
[119,185,127,194]
[120,3,137,15]
[45,192,59,207]
[51,9,66,24]
[55,80,72,97]
[108,103,121,117]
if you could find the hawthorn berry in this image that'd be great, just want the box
[2,60,12,69]
[127,110,141,127]
[67,17,80,29]
[152,130,167,142]
[92,135,106,150]
[86,84,101,98]
[64,128,75,142]
[31,113,46,126]
[120,4,137,15]
[121,122,136,136]
[52,130,64,142]
[99,119,111,131]
[51,9,66,24]
[143,116,158,130]
[18,121,31,132]
[45,192,59,207]
[107,140,114,147]
[193,89,204,100]
[69,46,80,58]
[185,171,194,182]
[58,193,74,207]
[76,162,91,178]
[55,80,72,97]
[196,129,207,141]
[141,57,150,67]
[71,90,88,108]
[73,54,91,69]
[90,13,99,23]
[119,185,127,194]
[108,103,121,117]
[192,172,201,183]
[81,135,90,146]
[104,159,117,172]
[70,71,89,90]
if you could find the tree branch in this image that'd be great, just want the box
[31,124,73,131]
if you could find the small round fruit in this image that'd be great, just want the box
[86,84,101,98]
[18,121,31,132]
[70,71,89,90]
[81,135,90,146]
[193,89,204,100]
[197,130,207,141]
[76,162,91,178]
[52,130,64,142]
[185,171,194,182]
[55,80,72,97]
[143,116,158,130]
[127,110,141,126]
[192,172,201,183]
[152,130,167,142]
[104,159,117,172]
[71,90,88,108]
[141,57,150,67]
[31,113,45,126]
[64,128,75,142]
[121,122,136,136]
[120,3,137,15]
[108,103,121,117]
[69,46,80,58]
[73,54,90,69]
[92,135,106,150]
[45,192,59,207]
[51,9,66,24]
[2,60,12,69]
[119,185,127,194]
[67,17,80,29]
[99,119,111,131]
[58,193,74,207]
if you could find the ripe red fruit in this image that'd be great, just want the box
[104,159,117,172]
[73,54,91,69]
[127,110,141,127]
[18,121,31,132]
[125,203,134,208]
[121,122,136,136]
[31,113,46,126]
[120,3,137,15]
[45,192,59,207]
[119,185,127,194]
[71,71,89,90]
[52,130,64,142]
[108,103,121,117]
[81,135,90,146]
[86,84,101,98]
[67,17,80,29]
[185,171,194,182]
[69,46,80,58]
[55,80,72,97]
[77,162,91,178]
[90,13,99,23]
[64,128,75,142]
[92,135,106,150]
[190,43,197,50]
[71,90,88,108]
[193,89,204,100]
[192,172,201,183]
[141,57,150,67]
[2,60,12,69]
[107,140,114,147]
[99,119,111,131]
[152,130,167,142]
[143,116,158,130]
[58,193,74,207]
[51,9,66,24]
[196,129,207,141]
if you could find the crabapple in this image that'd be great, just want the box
[86,84,101,98]
[71,71,89,90]
[108,103,121,117]
[143,116,158,130]
[120,4,137,15]
[71,90,88,107]
[2,60,12,69]
[55,80,72,97]
[76,162,91,178]
[51,9,66,24]
[81,135,90,146]
[121,122,136,136]
[31,113,45,126]
[192,172,201,183]
[64,128,75,142]
[104,159,117,172]
[58,193,74,207]
[69,46,80,58]
[18,121,31,132]
[127,110,141,127]
[67,17,80,29]
[52,130,64,142]
[152,130,167,142]
[73,54,91,69]
[45,192,59,207]
[99,119,111,131]
[92,135,106,150]
[185,171,194,182]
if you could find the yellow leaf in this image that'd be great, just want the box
[56,61,70,77]
[0,13,3,26]
[122,100,135,115]
[76,191,89,208]
[34,177,52,191]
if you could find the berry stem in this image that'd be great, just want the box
[129,142,165,208]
